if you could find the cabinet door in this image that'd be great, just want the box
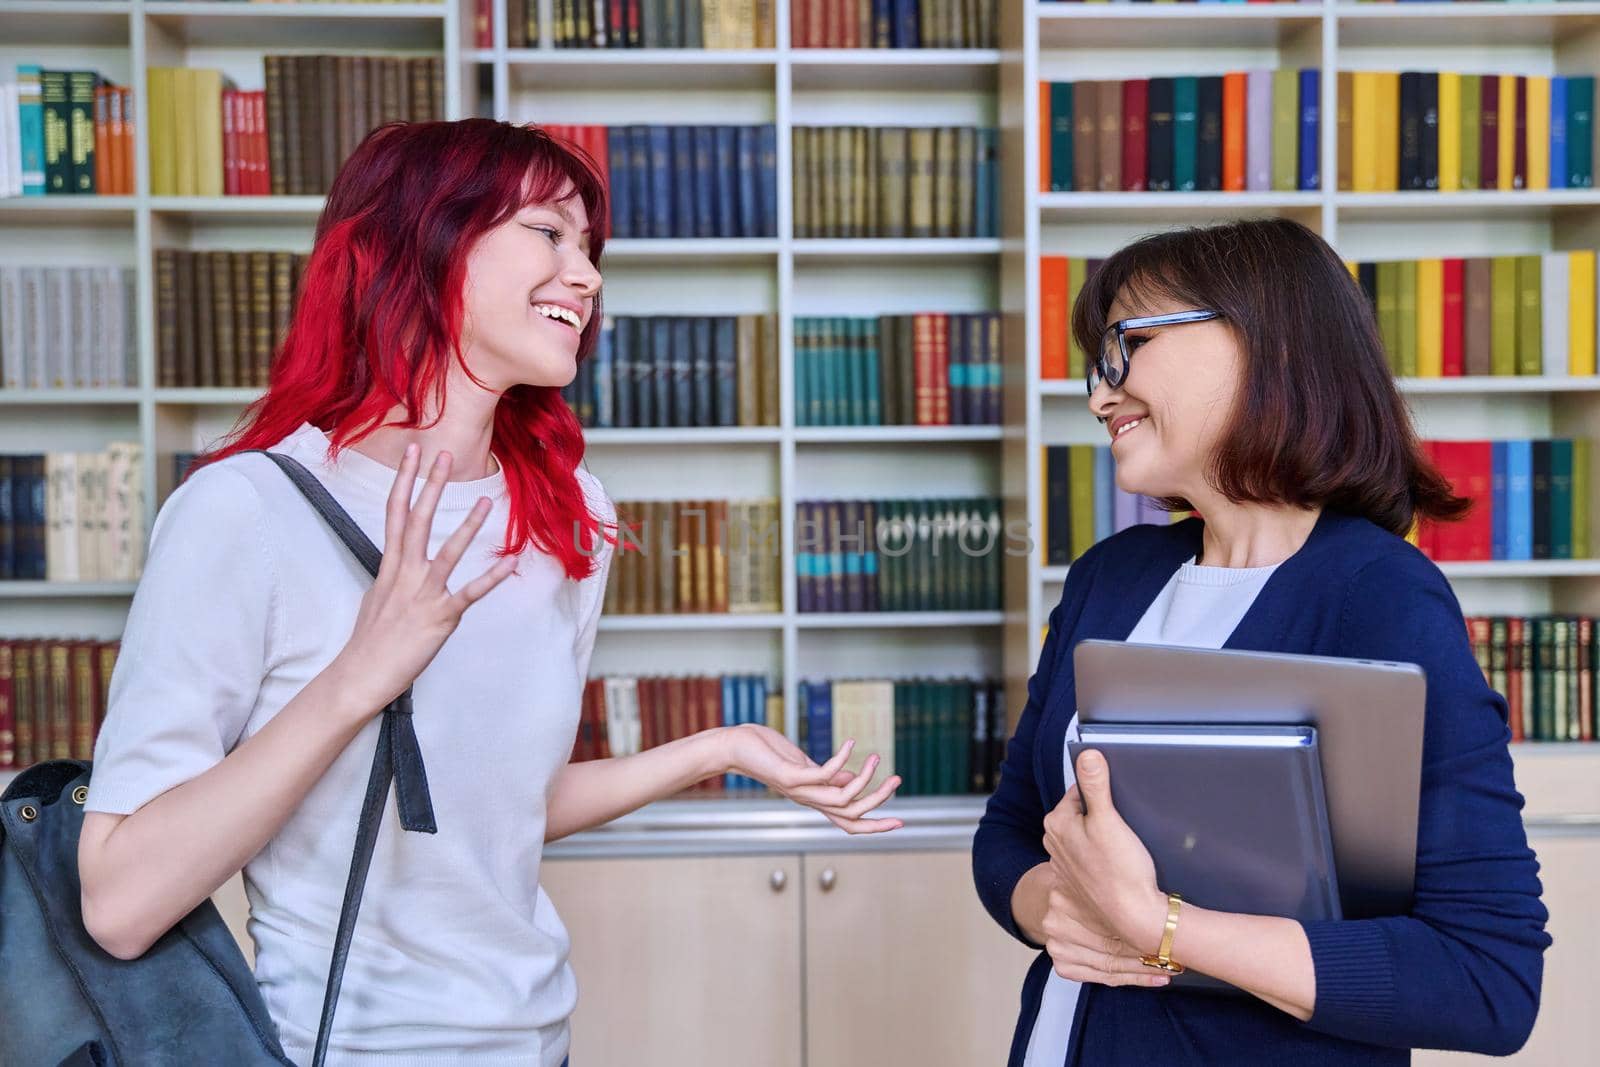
[803,850,1037,1067]
[543,855,803,1067]
[1414,832,1600,1067]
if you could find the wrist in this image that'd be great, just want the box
[319,657,385,728]
[1132,888,1173,958]
[707,725,744,778]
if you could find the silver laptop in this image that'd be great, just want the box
[1073,639,1426,918]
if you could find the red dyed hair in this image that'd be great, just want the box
[198,119,610,580]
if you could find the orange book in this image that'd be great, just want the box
[1222,72,1247,192]
[1039,82,1051,192]
[1040,256,1069,379]
[119,87,135,195]
[93,87,111,195]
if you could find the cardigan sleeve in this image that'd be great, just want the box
[972,546,1099,949]
[1300,549,1550,1055]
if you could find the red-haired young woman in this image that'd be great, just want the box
[75,119,900,1066]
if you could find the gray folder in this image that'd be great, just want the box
[1067,723,1340,993]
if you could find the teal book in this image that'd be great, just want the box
[1550,438,1574,560]
[1050,82,1074,192]
[1173,76,1199,192]
[17,65,46,196]
[820,318,840,426]
[864,320,882,426]
[852,318,870,425]
[1568,76,1595,188]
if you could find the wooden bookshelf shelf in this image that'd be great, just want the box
[792,426,1004,444]
[583,428,783,446]
[796,611,1004,630]
[1336,190,1600,218]
[603,238,782,261]
[0,0,131,45]
[0,390,142,406]
[790,50,999,93]
[1037,4,1321,50]
[0,581,138,598]
[1336,3,1600,49]
[1038,191,1322,223]
[0,196,137,223]
[147,195,326,220]
[142,1,446,50]
[152,388,264,405]
[505,49,778,91]
[790,238,1003,261]
[598,613,784,632]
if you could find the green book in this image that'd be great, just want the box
[1516,255,1543,376]
[1535,618,1554,740]
[1573,437,1591,558]
[850,318,869,426]
[1173,76,1198,192]
[954,681,974,796]
[1050,82,1074,192]
[1376,260,1399,371]
[1397,259,1419,378]
[1568,76,1595,188]
[40,69,72,194]
[1491,256,1518,375]
[1460,75,1481,191]
[67,70,99,194]
[1273,69,1299,192]
[1551,438,1574,560]
[1069,445,1095,561]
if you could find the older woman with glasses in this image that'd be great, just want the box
[973,217,1549,1066]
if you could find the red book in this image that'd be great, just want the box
[791,0,806,48]
[586,126,610,205]
[223,90,240,196]
[932,313,951,425]
[1506,616,1524,743]
[1441,258,1465,376]
[913,312,937,424]
[611,0,627,49]
[475,0,491,48]
[1480,75,1500,190]
[0,641,14,770]
[1122,79,1148,191]
[840,0,856,48]
[1430,440,1493,561]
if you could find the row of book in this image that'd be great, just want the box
[561,315,780,429]
[796,678,1007,795]
[0,68,132,197]
[533,0,773,48]
[795,498,1007,613]
[574,675,780,792]
[0,640,119,770]
[791,0,997,48]
[155,249,308,390]
[1357,254,1600,379]
[0,449,147,583]
[604,500,783,616]
[0,267,137,391]
[1040,71,1321,194]
[1420,439,1592,562]
[1337,72,1597,193]
[1043,445,1174,567]
[552,124,778,239]
[148,56,444,198]
[793,125,999,239]
[794,313,1001,427]
[1468,616,1596,744]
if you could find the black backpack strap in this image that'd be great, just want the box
[249,450,437,1067]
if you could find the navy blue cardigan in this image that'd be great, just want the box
[972,508,1550,1065]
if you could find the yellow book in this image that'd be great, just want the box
[146,67,176,196]
[1498,74,1516,191]
[1438,73,1461,192]
[1378,73,1401,192]
[192,68,225,199]
[174,68,197,197]
[1345,259,1358,280]
[1571,250,1597,375]
[1526,76,1550,191]
[1418,259,1443,377]
[1352,72,1380,192]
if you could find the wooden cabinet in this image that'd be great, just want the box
[803,851,1036,1067]
[541,849,1033,1067]
[543,854,803,1067]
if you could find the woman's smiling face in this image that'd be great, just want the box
[1087,286,1244,502]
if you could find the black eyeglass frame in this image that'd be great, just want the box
[1087,308,1222,396]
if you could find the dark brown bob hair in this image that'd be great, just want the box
[1069,216,1469,538]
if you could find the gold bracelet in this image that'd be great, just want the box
[1139,891,1186,975]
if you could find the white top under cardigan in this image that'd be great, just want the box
[87,423,615,1067]
[1022,553,1282,1067]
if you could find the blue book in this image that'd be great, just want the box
[864,322,882,426]
[757,124,777,237]
[722,675,739,791]
[1506,438,1534,560]
[607,127,632,238]
[627,125,651,239]
[692,126,716,238]
[1491,440,1508,560]
[670,317,693,427]
[1551,78,1569,191]
[714,316,737,426]
[1095,446,1114,544]
[17,66,45,197]
[634,318,655,427]
[690,317,714,427]
[1298,68,1320,191]
[811,682,834,763]
[870,0,891,47]
[646,126,673,238]
[651,318,673,425]
[594,319,615,428]
[0,458,14,578]
[613,318,635,428]
[737,125,760,238]
[670,125,695,239]
[891,0,918,48]
[975,128,998,238]
[714,126,739,237]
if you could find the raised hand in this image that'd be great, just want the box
[728,725,904,835]
[328,445,518,718]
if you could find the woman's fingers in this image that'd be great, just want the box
[453,555,518,612]
[381,443,421,574]
[819,773,902,822]
[430,497,493,589]
[401,451,452,565]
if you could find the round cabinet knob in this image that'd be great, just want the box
[769,869,788,893]
[819,868,837,893]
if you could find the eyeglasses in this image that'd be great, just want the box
[1088,309,1222,395]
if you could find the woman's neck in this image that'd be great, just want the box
[1193,501,1322,569]
[348,376,503,481]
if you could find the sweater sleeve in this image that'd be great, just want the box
[972,551,1094,949]
[571,470,615,685]
[1300,549,1550,1055]
[85,462,278,816]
